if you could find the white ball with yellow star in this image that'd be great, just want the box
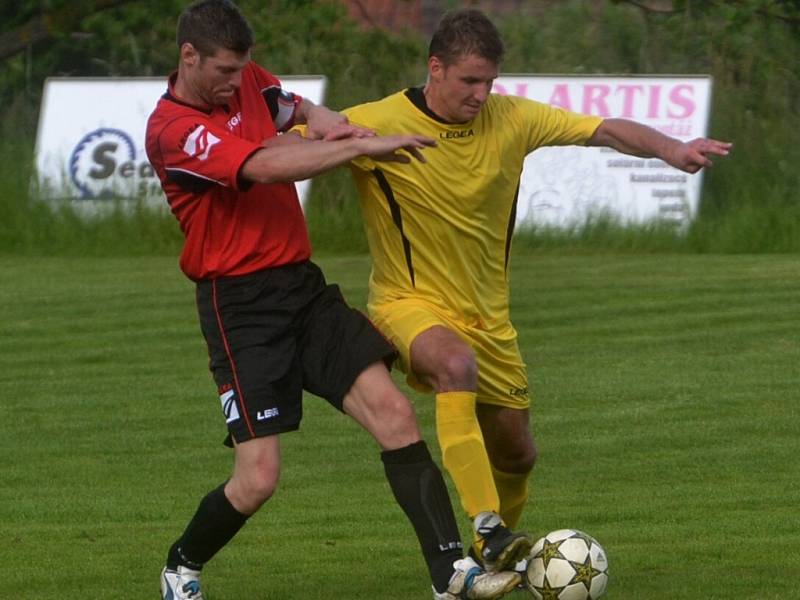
[525,529,609,599]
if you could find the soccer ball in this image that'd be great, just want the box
[525,529,609,600]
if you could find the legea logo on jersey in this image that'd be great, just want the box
[182,125,220,160]
[219,388,240,424]
[68,127,158,199]
[440,129,474,140]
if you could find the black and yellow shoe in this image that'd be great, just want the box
[473,512,534,573]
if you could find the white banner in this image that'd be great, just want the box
[34,75,327,209]
[492,75,712,228]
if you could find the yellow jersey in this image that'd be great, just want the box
[345,88,602,330]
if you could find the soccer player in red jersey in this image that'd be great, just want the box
[145,2,520,599]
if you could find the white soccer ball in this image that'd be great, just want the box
[525,529,609,600]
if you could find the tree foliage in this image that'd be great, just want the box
[0,0,797,246]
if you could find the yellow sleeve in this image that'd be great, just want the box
[341,104,378,172]
[508,97,603,152]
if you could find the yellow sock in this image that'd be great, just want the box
[492,465,530,529]
[435,391,500,519]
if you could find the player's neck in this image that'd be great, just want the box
[173,69,212,110]
[422,84,469,125]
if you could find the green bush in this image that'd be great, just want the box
[1,0,797,255]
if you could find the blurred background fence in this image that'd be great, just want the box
[1,0,798,255]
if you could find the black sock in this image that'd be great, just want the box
[166,482,249,571]
[381,440,463,593]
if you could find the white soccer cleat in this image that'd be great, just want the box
[161,566,204,600]
[433,556,521,600]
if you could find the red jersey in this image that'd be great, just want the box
[145,62,311,280]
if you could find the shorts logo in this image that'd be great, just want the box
[509,386,528,397]
[182,125,220,160]
[219,388,240,423]
[257,408,279,421]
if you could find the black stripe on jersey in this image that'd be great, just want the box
[166,167,221,193]
[373,169,415,287]
[505,183,520,274]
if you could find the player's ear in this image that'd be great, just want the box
[180,42,200,67]
[428,55,445,81]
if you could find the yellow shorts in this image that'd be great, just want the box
[369,298,530,409]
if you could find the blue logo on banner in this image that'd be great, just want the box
[69,127,138,199]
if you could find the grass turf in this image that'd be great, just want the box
[0,253,797,599]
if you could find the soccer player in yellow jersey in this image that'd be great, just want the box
[343,8,732,575]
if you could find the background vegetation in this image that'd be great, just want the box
[0,0,798,255]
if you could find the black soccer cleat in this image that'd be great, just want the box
[473,512,534,573]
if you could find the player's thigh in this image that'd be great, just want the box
[472,329,536,471]
[196,271,305,445]
[473,326,530,409]
[298,276,397,412]
[409,325,478,391]
[342,362,420,450]
[370,299,468,392]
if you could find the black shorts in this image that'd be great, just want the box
[196,260,397,446]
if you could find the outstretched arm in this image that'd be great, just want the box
[587,118,732,174]
[241,134,435,184]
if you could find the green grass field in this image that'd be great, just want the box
[1,253,798,599]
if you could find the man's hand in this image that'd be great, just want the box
[322,121,376,141]
[304,103,375,141]
[356,134,436,164]
[664,137,733,174]
[589,118,732,174]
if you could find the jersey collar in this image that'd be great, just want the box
[404,86,456,124]
[163,71,214,115]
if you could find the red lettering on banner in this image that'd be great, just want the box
[582,84,611,116]
[549,84,572,111]
[668,84,695,118]
[492,79,701,120]
[616,84,644,118]
[647,85,662,118]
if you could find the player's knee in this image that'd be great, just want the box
[381,393,419,434]
[495,441,538,474]
[370,392,420,446]
[521,443,538,472]
[438,350,478,390]
[246,478,278,510]
[230,467,280,512]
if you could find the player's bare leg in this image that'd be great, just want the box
[476,404,537,528]
[162,436,280,600]
[344,362,520,598]
[411,326,533,572]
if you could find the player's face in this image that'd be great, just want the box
[427,53,498,123]
[185,45,251,106]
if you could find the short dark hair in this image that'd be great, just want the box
[177,0,253,57]
[428,9,505,66]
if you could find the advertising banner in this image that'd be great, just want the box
[34,76,327,209]
[492,75,712,228]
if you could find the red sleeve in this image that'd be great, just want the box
[155,114,262,191]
